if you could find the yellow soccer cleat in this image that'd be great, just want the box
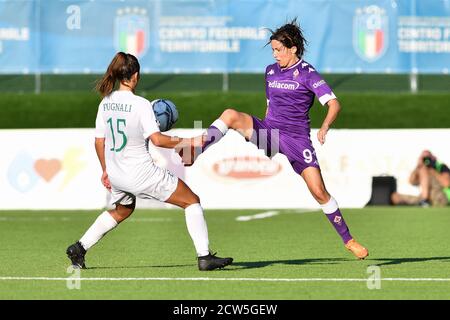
[345,239,369,260]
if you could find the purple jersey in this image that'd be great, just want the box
[265,60,336,135]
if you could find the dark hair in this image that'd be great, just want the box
[267,18,307,58]
[95,52,140,97]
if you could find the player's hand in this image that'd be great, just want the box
[317,125,329,145]
[101,171,111,191]
[174,137,192,159]
[176,136,204,166]
[192,134,206,148]
[177,144,195,166]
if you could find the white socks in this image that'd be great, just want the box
[320,196,339,214]
[79,206,210,257]
[79,211,118,250]
[211,119,229,135]
[185,203,210,257]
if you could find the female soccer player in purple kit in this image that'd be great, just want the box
[187,19,368,259]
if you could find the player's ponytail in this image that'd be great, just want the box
[95,52,140,97]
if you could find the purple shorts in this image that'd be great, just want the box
[249,116,320,175]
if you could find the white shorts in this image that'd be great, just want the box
[110,165,179,206]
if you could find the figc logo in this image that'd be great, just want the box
[353,5,388,62]
[114,7,149,58]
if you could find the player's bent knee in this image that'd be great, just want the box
[188,193,201,206]
[123,201,136,213]
[221,108,239,125]
[176,193,201,209]
[115,202,135,221]
[312,189,329,204]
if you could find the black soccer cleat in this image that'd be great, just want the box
[66,241,87,269]
[198,252,233,271]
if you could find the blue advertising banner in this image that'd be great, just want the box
[0,0,37,73]
[0,0,449,74]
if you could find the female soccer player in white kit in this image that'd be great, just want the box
[66,52,233,271]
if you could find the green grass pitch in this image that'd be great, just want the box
[0,207,449,300]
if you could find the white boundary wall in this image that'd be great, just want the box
[1,128,449,210]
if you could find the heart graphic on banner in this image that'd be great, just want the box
[34,159,62,182]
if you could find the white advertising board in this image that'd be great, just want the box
[0,129,106,210]
[149,128,450,209]
[1,128,449,210]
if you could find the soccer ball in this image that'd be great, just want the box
[152,99,178,132]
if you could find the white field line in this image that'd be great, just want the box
[0,217,172,223]
[235,209,318,221]
[236,211,279,221]
[1,277,450,282]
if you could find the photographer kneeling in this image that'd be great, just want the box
[391,150,450,207]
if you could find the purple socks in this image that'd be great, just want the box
[325,209,352,244]
[202,126,224,152]
[321,197,352,244]
[202,119,229,152]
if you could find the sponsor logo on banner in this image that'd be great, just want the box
[115,7,149,58]
[7,148,86,193]
[212,156,281,179]
[353,5,388,62]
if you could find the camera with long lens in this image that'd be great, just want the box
[423,156,436,168]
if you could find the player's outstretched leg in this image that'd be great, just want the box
[66,203,134,268]
[165,179,233,270]
[177,118,227,166]
[202,118,229,153]
[180,109,253,166]
[203,109,254,151]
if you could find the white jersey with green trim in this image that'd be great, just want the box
[94,90,160,191]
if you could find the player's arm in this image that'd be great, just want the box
[149,132,200,149]
[94,107,111,190]
[150,132,204,166]
[305,70,339,145]
[264,68,270,118]
[95,138,107,171]
[94,137,111,190]
[317,98,341,145]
